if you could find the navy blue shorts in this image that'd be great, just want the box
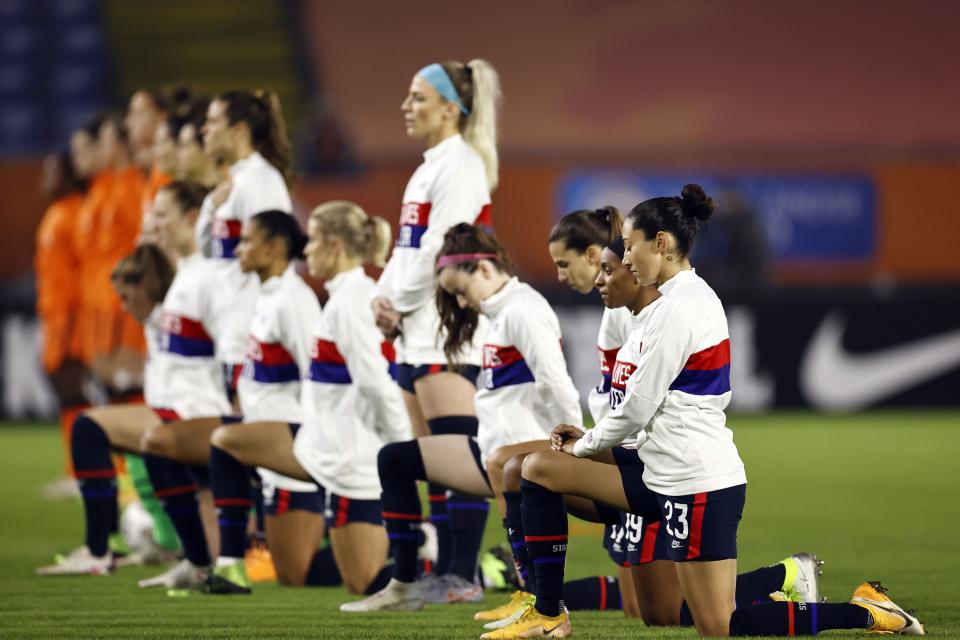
[655,484,745,562]
[601,510,667,566]
[264,484,325,516]
[396,363,481,394]
[612,446,661,519]
[325,492,383,528]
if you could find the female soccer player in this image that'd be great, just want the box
[138,210,326,589]
[341,223,582,613]
[200,89,294,382]
[35,151,90,478]
[490,186,924,638]
[36,239,176,576]
[372,60,502,589]
[204,201,410,595]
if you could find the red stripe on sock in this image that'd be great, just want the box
[277,489,291,516]
[154,484,197,498]
[598,576,607,611]
[214,498,252,507]
[524,534,567,542]
[382,511,422,521]
[335,496,349,528]
[686,493,707,560]
[427,494,447,502]
[787,600,795,636]
[639,520,660,563]
[74,468,116,479]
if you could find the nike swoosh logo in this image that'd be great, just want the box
[801,312,960,411]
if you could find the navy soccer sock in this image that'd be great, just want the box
[426,416,479,576]
[448,491,489,582]
[729,601,870,636]
[378,440,426,583]
[71,415,117,557]
[520,478,567,617]
[736,563,786,606]
[503,491,535,589]
[305,545,342,586]
[563,576,621,611]
[680,562,788,625]
[143,453,211,567]
[427,484,450,574]
[209,444,252,560]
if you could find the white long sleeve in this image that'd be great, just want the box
[330,291,410,444]
[572,270,745,497]
[573,299,691,457]
[511,305,582,428]
[390,161,486,314]
[373,134,490,365]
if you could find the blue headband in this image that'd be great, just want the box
[417,63,469,116]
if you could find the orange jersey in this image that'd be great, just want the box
[36,193,84,317]
[72,173,112,364]
[35,193,85,372]
[142,164,172,215]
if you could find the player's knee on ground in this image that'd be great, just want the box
[520,451,559,491]
[502,454,526,492]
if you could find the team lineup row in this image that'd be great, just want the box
[35,59,923,638]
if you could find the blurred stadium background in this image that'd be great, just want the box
[1,1,958,637]
[2,0,959,420]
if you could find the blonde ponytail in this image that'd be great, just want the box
[364,216,392,267]
[310,200,392,266]
[438,59,502,192]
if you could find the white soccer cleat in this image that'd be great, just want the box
[115,537,179,567]
[137,558,208,589]
[418,573,483,604]
[781,552,824,603]
[36,546,112,576]
[339,578,425,612]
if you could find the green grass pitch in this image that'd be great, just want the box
[0,412,957,638]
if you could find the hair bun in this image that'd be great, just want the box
[680,184,716,222]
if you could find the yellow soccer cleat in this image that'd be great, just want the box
[475,590,534,622]
[851,581,925,635]
[480,606,571,639]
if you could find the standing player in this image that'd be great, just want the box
[35,151,89,479]
[492,186,924,638]
[341,223,582,612]
[203,201,410,595]
[372,60,501,593]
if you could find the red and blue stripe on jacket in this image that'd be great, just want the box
[396,202,492,249]
[308,338,398,384]
[242,338,300,384]
[668,339,730,396]
[161,313,214,357]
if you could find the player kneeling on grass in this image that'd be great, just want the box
[201,201,412,596]
[340,223,583,613]
[479,237,827,632]
[483,185,924,638]
[37,242,178,576]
